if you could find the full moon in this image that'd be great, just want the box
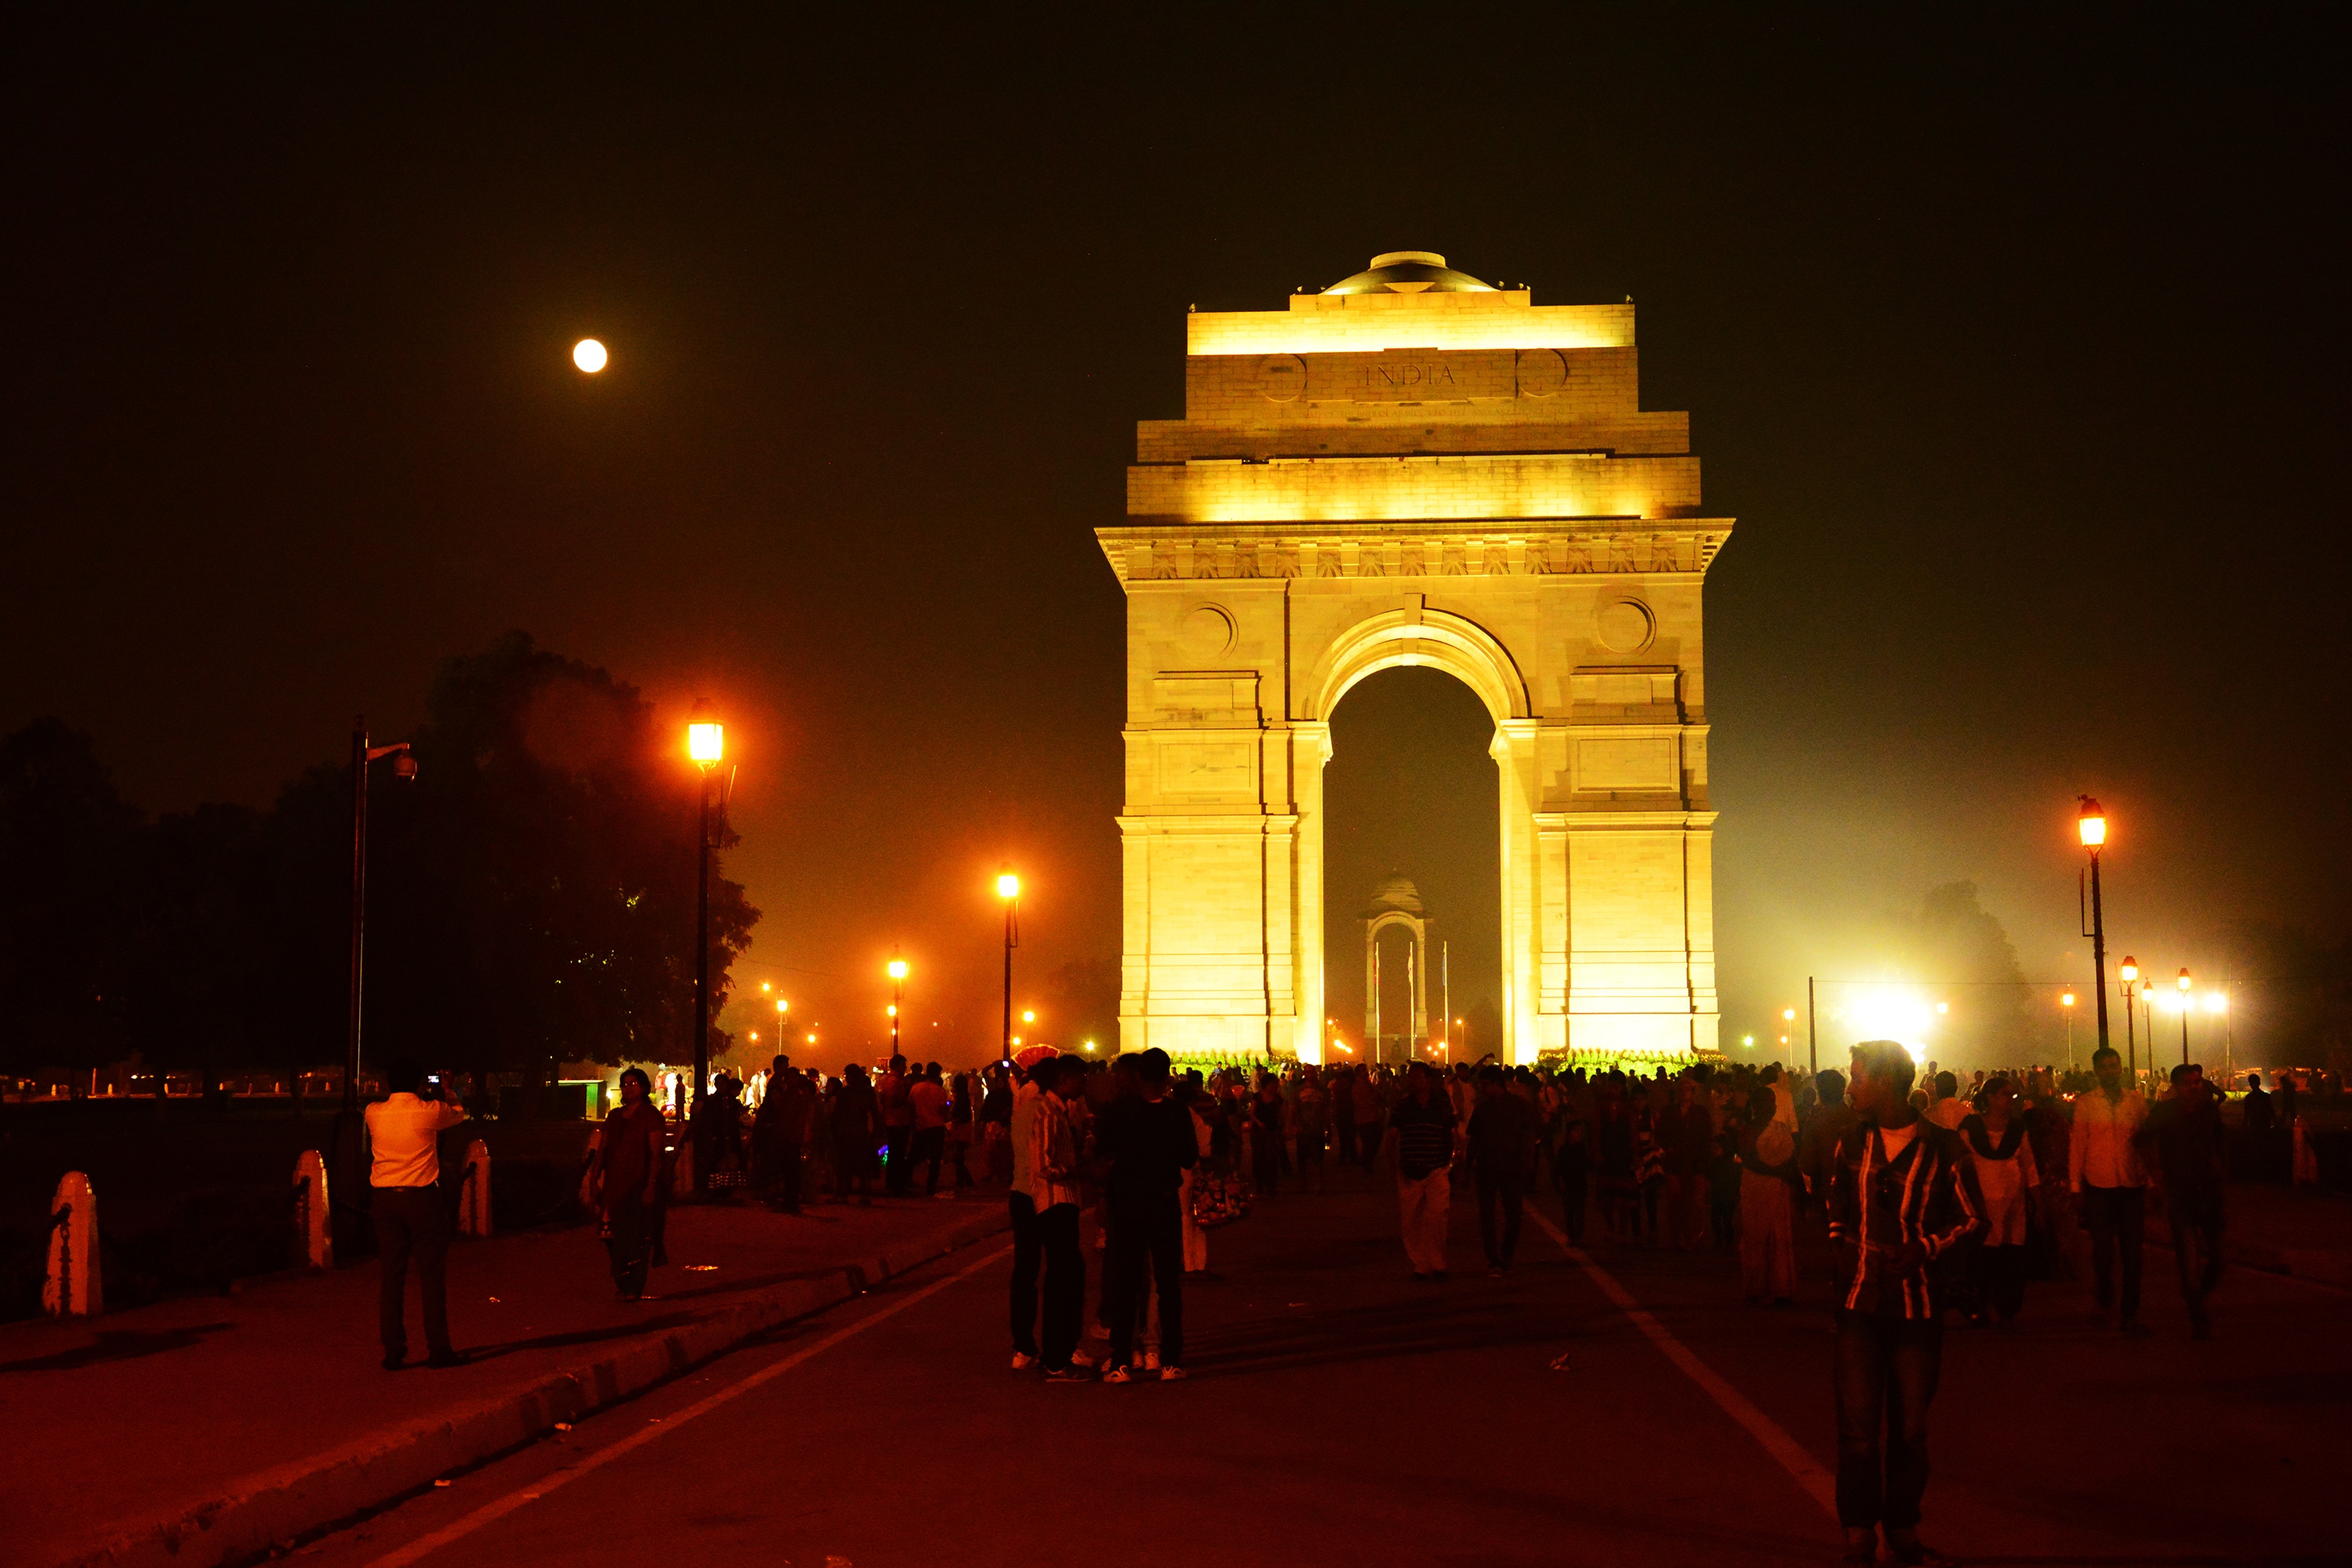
[572,338,608,373]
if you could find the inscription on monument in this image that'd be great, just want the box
[1324,350,1515,403]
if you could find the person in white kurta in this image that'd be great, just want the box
[1960,1076,2039,1326]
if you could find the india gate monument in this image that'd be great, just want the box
[1098,252,1731,1066]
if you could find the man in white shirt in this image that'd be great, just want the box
[365,1058,470,1370]
[2069,1046,2151,1334]
[1926,1072,1971,1131]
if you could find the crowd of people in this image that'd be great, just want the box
[549,1037,2269,1563]
[568,1041,2266,1334]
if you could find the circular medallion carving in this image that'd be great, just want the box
[1258,354,1306,403]
[1596,599,1656,653]
[1515,347,1566,398]
[1181,604,1236,655]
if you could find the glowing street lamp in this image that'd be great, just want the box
[887,952,909,1058]
[2061,992,2077,1068]
[688,699,723,1189]
[572,338,608,373]
[997,867,1020,1062]
[2177,967,2193,1066]
[2078,797,2112,1059]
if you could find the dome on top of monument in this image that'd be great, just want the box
[1366,873,1425,916]
[1323,251,1498,296]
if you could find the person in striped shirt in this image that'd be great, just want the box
[1387,1062,1459,1279]
[1825,1040,1982,1568]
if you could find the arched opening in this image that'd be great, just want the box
[1323,666,1501,1067]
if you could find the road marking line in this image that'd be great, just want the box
[366,1243,1011,1567]
[1526,1207,1838,1520]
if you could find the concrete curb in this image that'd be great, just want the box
[46,1207,1008,1568]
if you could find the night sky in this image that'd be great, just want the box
[8,10,2346,1067]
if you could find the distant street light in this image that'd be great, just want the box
[2078,797,2111,1059]
[888,953,909,1058]
[2177,967,2193,1066]
[688,700,723,1191]
[2119,956,2141,1081]
[573,338,608,372]
[2061,992,2077,1068]
[997,868,1020,1061]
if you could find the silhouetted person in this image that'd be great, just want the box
[594,1066,666,1298]
[753,1057,811,1212]
[366,1056,469,1370]
[2143,1062,2227,1338]
[1098,1047,1198,1381]
[1467,1065,1537,1274]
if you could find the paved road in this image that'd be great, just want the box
[289,1166,2350,1567]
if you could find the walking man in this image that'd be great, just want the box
[593,1066,667,1298]
[1828,1040,1981,1567]
[909,1062,950,1196]
[365,1057,470,1370]
[751,1055,808,1213]
[2071,1045,2151,1334]
[1389,1061,1458,1279]
[1007,1058,1047,1369]
[1466,1065,1537,1275]
[1098,1047,1198,1381]
[2143,1062,2227,1338]
[1031,1056,1093,1381]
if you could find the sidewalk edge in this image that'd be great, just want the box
[45,1207,1008,1568]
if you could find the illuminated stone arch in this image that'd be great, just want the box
[1304,604,1530,725]
[1099,253,1730,1065]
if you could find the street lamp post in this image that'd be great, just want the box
[2061,992,2077,1069]
[2176,967,2192,1067]
[687,702,724,1189]
[1782,1008,1796,1073]
[888,953,909,1059]
[346,717,418,1115]
[337,716,416,1254]
[997,869,1019,1061]
[2119,956,2140,1085]
[2078,798,2111,1057]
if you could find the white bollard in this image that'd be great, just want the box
[294,1149,333,1269]
[43,1171,102,1317]
[458,1138,493,1236]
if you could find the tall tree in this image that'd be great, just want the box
[0,720,141,1077]
[267,633,760,1081]
[1893,881,2031,1062]
[1047,956,1120,1051]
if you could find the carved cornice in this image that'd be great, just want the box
[1095,518,1733,583]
